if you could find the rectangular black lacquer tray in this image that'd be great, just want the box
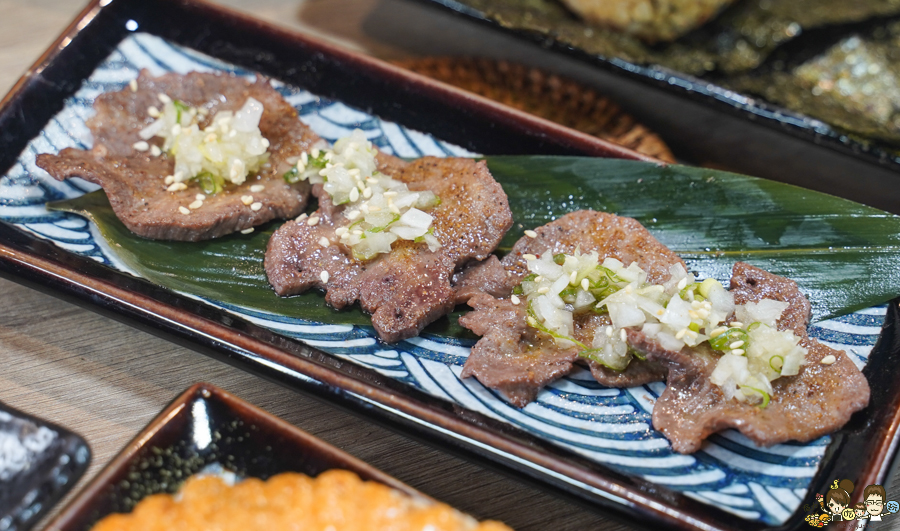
[410,0,900,215]
[0,2,899,531]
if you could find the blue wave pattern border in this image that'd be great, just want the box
[0,33,885,526]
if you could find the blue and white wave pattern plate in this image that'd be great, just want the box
[0,33,885,526]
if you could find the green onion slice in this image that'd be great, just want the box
[709,328,749,351]
[741,386,771,408]
[769,355,784,374]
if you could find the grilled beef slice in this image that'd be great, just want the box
[36,71,320,241]
[630,262,870,454]
[265,156,512,343]
[459,210,684,405]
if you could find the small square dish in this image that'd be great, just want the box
[41,383,479,531]
[0,402,90,531]
[410,0,900,214]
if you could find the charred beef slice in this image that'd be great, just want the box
[459,210,683,406]
[629,261,870,454]
[36,70,320,241]
[265,155,512,343]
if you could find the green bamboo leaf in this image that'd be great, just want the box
[47,157,900,336]
[488,156,900,321]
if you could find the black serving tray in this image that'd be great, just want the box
[405,0,900,215]
[0,401,90,531]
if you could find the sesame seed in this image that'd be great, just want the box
[510,295,521,305]
[522,254,537,261]
[173,171,184,181]
[688,310,699,319]
[605,326,613,337]
[132,141,149,151]
[320,270,330,283]
[537,287,550,294]
[677,278,688,290]
[195,194,206,201]
[318,236,330,247]
[624,284,633,294]
[362,187,372,199]
[686,330,698,339]
[360,204,369,214]
[368,206,381,212]
[204,133,217,144]
[569,271,578,284]
[296,213,308,221]
[171,124,181,136]
[620,329,627,342]
[129,79,138,92]
[164,175,175,185]
[301,152,308,165]
[335,227,348,236]
[656,309,665,316]
[167,182,187,192]
[366,177,378,184]
[581,278,589,291]
[352,230,362,236]
[241,195,254,205]
[729,341,745,349]
[675,328,687,340]
[147,106,160,118]
[534,276,543,282]
[158,93,171,103]
[690,300,702,309]
[178,206,191,215]
[697,309,710,319]
[150,145,162,157]
[311,148,320,158]
[307,216,319,226]
[250,184,265,193]
[228,130,237,138]
[729,321,744,328]
[524,230,538,238]
[188,200,203,209]
[250,202,262,211]
[383,191,397,197]
[709,327,727,338]
[346,210,360,221]
[821,355,837,365]
[240,228,254,234]
[389,204,401,215]
[732,349,745,356]
[349,187,359,202]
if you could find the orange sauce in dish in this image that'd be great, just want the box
[90,469,513,531]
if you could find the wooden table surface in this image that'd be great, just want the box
[1,2,897,531]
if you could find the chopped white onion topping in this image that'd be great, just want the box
[285,129,441,260]
[515,250,809,406]
[140,96,270,188]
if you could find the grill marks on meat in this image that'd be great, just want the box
[265,156,512,343]
[36,71,320,241]
[459,211,683,405]
[459,294,579,407]
[630,262,870,454]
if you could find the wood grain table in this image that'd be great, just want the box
[0,2,897,531]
